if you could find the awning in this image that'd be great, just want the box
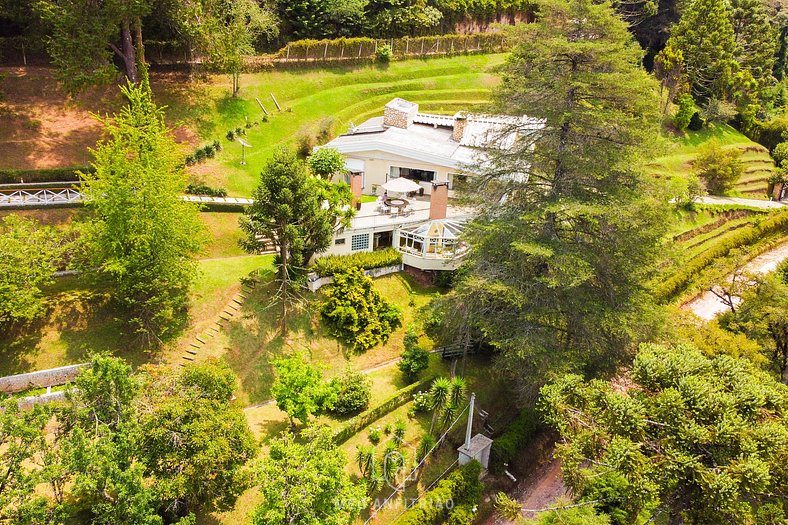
[344,158,365,173]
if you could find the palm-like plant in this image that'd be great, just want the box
[392,418,407,447]
[355,444,375,478]
[448,377,466,409]
[428,377,452,434]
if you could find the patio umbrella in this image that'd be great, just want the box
[382,177,421,194]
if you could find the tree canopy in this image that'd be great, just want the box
[440,0,669,401]
[540,343,788,525]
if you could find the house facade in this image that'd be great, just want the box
[315,98,539,272]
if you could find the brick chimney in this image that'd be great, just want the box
[430,182,449,220]
[383,98,418,129]
[452,112,467,142]
[350,172,363,208]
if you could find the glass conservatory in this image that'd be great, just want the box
[397,219,468,260]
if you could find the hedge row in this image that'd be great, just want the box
[489,408,540,474]
[332,376,433,444]
[398,461,483,525]
[276,33,508,61]
[656,210,788,302]
[0,167,92,184]
[747,117,788,151]
[312,248,402,278]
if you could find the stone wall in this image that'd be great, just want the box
[16,390,70,410]
[0,363,87,394]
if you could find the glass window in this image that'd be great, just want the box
[335,238,346,245]
[351,234,370,251]
[389,166,435,183]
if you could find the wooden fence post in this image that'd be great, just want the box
[324,41,328,59]
[286,45,290,61]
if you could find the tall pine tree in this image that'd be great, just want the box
[667,0,737,98]
[440,0,669,401]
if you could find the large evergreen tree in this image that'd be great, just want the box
[441,0,669,401]
[80,80,206,344]
[666,0,737,98]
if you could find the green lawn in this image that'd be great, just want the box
[649,124,776,198]
[155,54,506,196]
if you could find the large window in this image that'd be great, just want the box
[389,166,435,183]
[351,233,370,251]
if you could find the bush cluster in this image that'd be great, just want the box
[747,117,788,151]
[398,461,483,525]
[398,327,430,383]
[0,166,92,184]
[489,409,540,473]
[328,368,371,415]
[320,268,402,351]
[185,140,221,166]
[332,377,433,444]
[312,248,402,277]
[656,210,788,301]
[226,127,247,141]
[185,184,228,197]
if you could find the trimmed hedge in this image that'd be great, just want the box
[489,409,540,474]
[656,210,788,302]
[332,376,434,444]
[312,248,402,277]
[0,166,92,184]
[398,461,483,525]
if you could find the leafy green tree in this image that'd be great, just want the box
[308,147,347,180]
[398,327,430,383]
[34,0,152,93]
[654,44,685,115]
[241,147,352,332]
[271,353,336,426]
[442,0,669,402]
[80,81,205,344]
[694,138,743,194]
[539,343,788,525]
[329,367,371,414]
[178,0,277,96]
[495,493,612,524]
[773,141,788,167]
[365,0,443,37]
[0,399,51,523]
[252,426,368,525]
[666,0,737,98]
[320,267,403,351]
[0,215,66,326]
[724,268,788,382]
[136,363,257,517]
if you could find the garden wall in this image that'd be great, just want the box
[0,363,86,394]
[16,390,69,410]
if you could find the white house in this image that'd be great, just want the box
[315,98,540,272]
[321,97,541,197]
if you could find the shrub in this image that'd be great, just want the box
[184,154,196,166]
[446,505,476,525]
[772,142,788,167]
[186,184,228,197]
[376,44,392,63]
[674,94,695,131]
[203,145,216,159]
[333,377,433,444]
[212,139,221,151]
[489,409,540,473]
[694,139,743,195]
[411,390,431,412]
[226,129,235,141]
[398,327,430,383]
[296,128,317,158]
[235,126,244,136]
[194,148,206,162]
[700,98,736,124]
[320,267,402,351]
[0,166,91,184]
[397,461,483,525]
[329,368,372,415]
[368,425,382,445]
[308,147,346,180]
[688,111,704,131]
[748,117,788,151]
[312,248,402,277]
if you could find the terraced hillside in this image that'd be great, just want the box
[648,124,777,199]
[161,54,506,195]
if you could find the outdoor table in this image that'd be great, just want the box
[383,197,409,214]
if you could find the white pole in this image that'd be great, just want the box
[465,392,475,450]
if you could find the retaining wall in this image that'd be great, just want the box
[0,363,87,394]
[307,263,404,291]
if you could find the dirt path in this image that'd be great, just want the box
[682,242,788,319]
[697,196,786,210]
[485,456,568,525]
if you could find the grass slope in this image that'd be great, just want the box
[649,124,776,199]
[159,54,506,196]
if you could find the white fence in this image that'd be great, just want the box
[0,363,87,394]
[0,188,253,208]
